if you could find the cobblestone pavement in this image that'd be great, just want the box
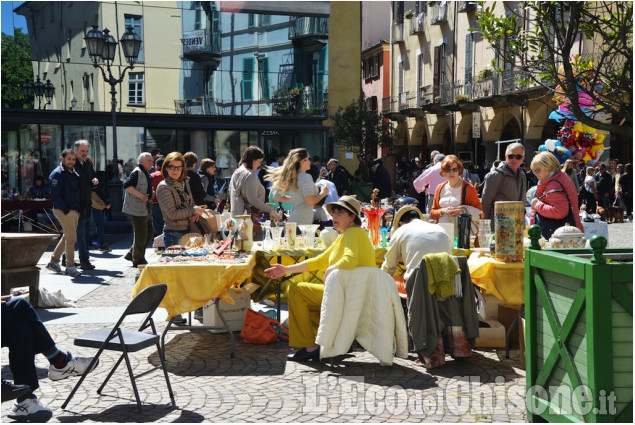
[2,222,631,422]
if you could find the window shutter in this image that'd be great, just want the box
[433,45,441,96]
[260,57,270,98]
[242,58,254,100]
[294,51,304,87]
[465,33,473,85]
[317,46,326,94]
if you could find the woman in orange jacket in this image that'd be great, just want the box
[430,155,484,223]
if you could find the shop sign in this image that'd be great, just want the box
[182,30,206,53]
[472,112,481,138]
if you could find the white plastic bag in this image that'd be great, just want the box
[38,287,76,308]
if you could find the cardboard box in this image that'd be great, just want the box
[475,320,505,348]
[582,221,609,244]
[498,304,522,347]
[481,294,503,321]
[203,287,251,333]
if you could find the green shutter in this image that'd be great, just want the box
[261,58,270,98]
[243,58,253,101]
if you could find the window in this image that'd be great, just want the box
[125,15,144,62]
[261,14,271,26]
[242,58,254,101]
[258,57,270,99]
[417,51,425,88]
[433,43,445,96]
[128,72,145,105]
[248,14,256,28]
[465,33,473,85]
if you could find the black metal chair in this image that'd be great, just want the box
[61,283,176,412]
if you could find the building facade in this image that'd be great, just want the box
[3,1,361,198]
[383,1,616,169]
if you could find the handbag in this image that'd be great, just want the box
[188,209,219,235]
[240,308,289,344]
[91,191,107,210]
[534,180,576,239]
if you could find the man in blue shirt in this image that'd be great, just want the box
[47,149,82,277]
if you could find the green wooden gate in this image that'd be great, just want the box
[525,226,633,422]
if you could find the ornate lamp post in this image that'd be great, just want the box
[22,76,55,110]
[84,24,142,215]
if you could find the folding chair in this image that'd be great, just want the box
[62,283,176,412]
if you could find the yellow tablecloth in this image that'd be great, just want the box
[132,254,256,318]
[467,252,525,306]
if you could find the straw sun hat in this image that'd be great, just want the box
[326,195,361,217]
[392,206,424,231]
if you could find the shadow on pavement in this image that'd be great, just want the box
[57,403,198,423]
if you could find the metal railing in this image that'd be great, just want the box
[457,1,477,13]
[408,15,425,35]
[392,22,404,43]
[288,16,329,39]
[181,28,221,59]
[430,3,448,24]
[440,81,465,104]
[382,96,391,113]
[472,79,494,99]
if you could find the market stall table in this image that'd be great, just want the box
[1,199,59,233]
[132,253,256,358]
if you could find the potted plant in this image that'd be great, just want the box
[454,94,470,103]
[475,67,494,83]
[405,9,414,19]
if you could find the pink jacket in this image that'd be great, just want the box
[530,171,584,232]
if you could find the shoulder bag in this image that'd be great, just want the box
[534,179,576,239]
[240,308,289,344]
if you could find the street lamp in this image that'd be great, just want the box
[84,24,142,215]
[22,76,55,110]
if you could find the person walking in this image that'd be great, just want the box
[370,158,392,199]
[413,153,447,213]
[123,153,155,267]
[85,156,111,252]
[581,166,598,214]
[266,148,329,225]
[72,140,98,271]
[480,142,527,230]
[46,149,82,277]
[619,163,632,220]
[325,158,353,197]
[595,163,613,209]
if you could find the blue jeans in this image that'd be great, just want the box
[163,230,186,248]
[91,208,107,246]
[1,297,56,391]
[152,203,164,236]
[75,218,90,264]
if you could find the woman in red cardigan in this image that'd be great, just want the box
[529,152,584,238]
[430,155,484,223]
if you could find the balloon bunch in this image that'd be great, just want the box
[538,120,606,165]
[543,56,607,165]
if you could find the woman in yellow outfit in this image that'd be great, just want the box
[264,195,375,362]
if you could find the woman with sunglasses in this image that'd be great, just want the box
[430,155,484,224]
[156,152,207,248]
[263,196,375,362]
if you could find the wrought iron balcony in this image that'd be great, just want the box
[392,22,404,44]
[457,1,477,13]
[181,28,221,63]
[430,3,448,25]
[382,96,391,113]
[289,16,328,39]
[272,87,328,117]
[408,15,425,35]
[174,98,205,115]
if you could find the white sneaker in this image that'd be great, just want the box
[48,354,99,381]
[46,262,62,273]
[8,396,53,422]
[65,267,81,276]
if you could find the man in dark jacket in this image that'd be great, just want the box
[595,163,613,208]
[481,143,527,230]
[184,152,206,206]
[325,158,353,196]
[46,149,82,276]
[73,140,98,270]
[370,158,392,199]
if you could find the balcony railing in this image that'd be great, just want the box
[472,79,494,99]
[457,1,477,13]
[289,16,329,39]
[382,96,391,113]
[408,15,425,35]
[440,81,465,104]
[430,2,448,25]
[392,22,404,43]
[174,98,205,115]
[272,87,328,117]
[181,28,221,62]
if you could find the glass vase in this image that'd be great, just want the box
[362,207,386,247]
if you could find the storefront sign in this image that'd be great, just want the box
[472,112,481,138]
[182,30,206,53]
